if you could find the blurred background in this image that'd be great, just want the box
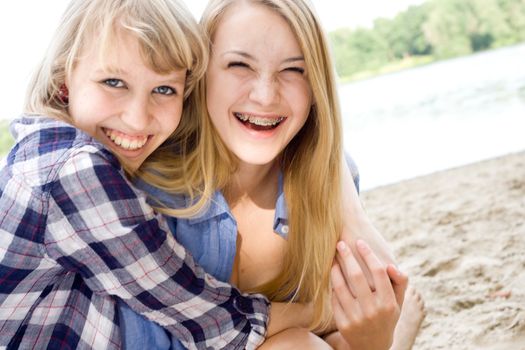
[1,0,524,189]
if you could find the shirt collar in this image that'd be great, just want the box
[186,191,232,225]
[274,172,288,220]
[134,179,231,224]
[273,172,289,238]
[136,172,289,231]
[189,171,289,227]
[189,172,290,234]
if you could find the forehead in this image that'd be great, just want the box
[78,31,140,70]
[213,3,303,58]
[77,31,186,80]
[78,25,186,75]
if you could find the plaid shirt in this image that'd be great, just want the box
[0,116,269,350]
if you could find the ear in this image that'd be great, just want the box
[57,84,69,104]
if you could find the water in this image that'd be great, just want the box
[340,43,525,190]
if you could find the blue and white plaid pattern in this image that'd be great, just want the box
[0,116,269,350]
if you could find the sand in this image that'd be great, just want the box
[361,151,525,350]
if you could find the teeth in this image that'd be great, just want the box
[236,113,249,122]
[104,129,148,151]
[121,138,130,149]
[235,113,285,126]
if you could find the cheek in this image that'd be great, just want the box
[71,89,113,116]
[206,83,228,125]
[206,69,243,117]
[162,102,184,132]
[288,84,313,123]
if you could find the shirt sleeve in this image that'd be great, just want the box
[44,146,269,350]
[344,151,360,194]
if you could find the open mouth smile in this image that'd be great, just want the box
[234,112,286,131]
[103,128,150,151]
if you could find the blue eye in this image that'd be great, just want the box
[153,86,176,95]
[103,79,124,88]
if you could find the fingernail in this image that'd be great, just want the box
[356,239,370,253]
[337,241,348,253]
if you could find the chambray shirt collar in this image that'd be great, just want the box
[138,171,289,236]
[133,178,231,223]
[187,190,233,225]
[182,172,289,238]
[273,172,289,238]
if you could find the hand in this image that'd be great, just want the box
[341,223,396,290]
[331,240,408,350]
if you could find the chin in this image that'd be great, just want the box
[237,153,279,166]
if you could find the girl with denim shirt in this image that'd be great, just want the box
[119,0,414,349]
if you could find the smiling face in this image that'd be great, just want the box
[205,2,313,167]
[66,29,186,171]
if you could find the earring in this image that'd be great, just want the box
[57,84,69,105]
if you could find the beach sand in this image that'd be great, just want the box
[361,151,525,350]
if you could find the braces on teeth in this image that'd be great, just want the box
[235,113,285,126]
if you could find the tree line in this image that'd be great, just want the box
[329,0,525,79]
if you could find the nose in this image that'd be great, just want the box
[249,75,279,106]
[121,93,151,131]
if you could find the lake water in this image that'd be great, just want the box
[340,43,525,190]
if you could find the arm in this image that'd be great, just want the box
[341,154,397,286]
[45,149,268,350]
[267,302,313,336]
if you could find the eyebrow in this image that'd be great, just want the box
[164,75,187,85]
[94,68,186,85]
[223,50,305,64]
[283,56,305,63]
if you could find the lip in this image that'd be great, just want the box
[233,111,287,138]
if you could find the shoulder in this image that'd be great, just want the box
[5,115,119,188]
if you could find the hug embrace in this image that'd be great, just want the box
[0,0,424,349]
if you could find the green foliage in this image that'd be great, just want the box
[0,120,14,157]
[329,0,525,80]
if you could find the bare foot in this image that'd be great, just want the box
[390,286,426,350]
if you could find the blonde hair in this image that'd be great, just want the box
[24,0,212,217]
[200,0,343,331]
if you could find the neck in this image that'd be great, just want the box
[225,160,280,209]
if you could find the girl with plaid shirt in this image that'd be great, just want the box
[0,0,312,348]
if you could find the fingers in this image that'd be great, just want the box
[331,262,360,323]
[340,228,376,290]
[335,240,406,309]
[335,241,373,300]
[331,241,405,350]
[387,264,408,307]
[354,240,396,303]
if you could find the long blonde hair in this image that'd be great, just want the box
[24,0,212,217]
[200,0,344,331]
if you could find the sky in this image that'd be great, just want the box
[0,0,425,121]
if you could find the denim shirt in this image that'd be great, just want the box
[119,159,360,350]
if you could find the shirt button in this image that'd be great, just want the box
[281,225,289,234]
